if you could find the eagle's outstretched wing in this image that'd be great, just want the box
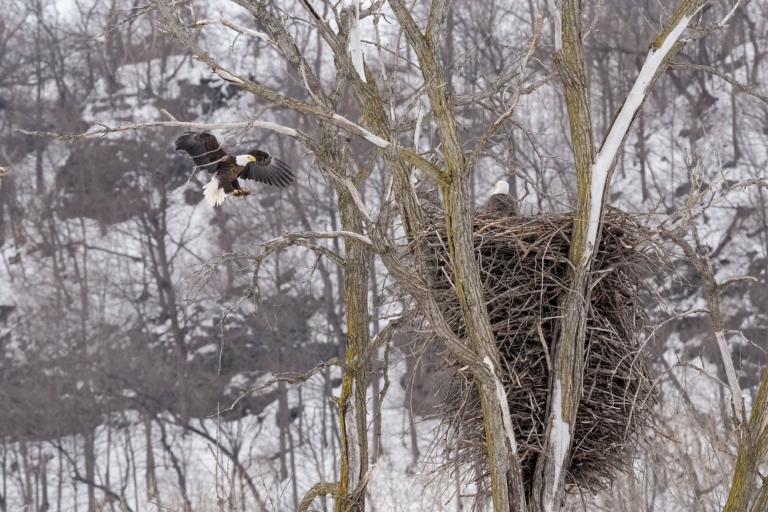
[239,150,295,187]
[175,132,228,173]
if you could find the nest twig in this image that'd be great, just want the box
[419,209,658,499]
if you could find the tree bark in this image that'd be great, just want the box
[143,416,159,506]
[39,448,50,512]
[19,441,32,509]
[530,1,595,505]
[370,264,382,463]
[278,377,290,481]
[531,0,709,508]
[333,182,372,512]
[383,2,528,509]
[84,429,96,512]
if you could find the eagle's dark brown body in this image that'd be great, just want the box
[175,132,294,206]
[485,180,517,215]
[485,193,518,215]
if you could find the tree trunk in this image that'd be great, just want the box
[39,448,50,512]
[531,0,709,507]
[157,420,191,512]
[333,184,372,512]
[57,442,62,512]
[289,419,299,510]
[382,2,528,509]
[278,377,289,481]
[84,429,96,512]
[1,440,7,512]
[370,264,382,463]
[20,440,33,509]
[144,416,159,505]
[531,1,595,502]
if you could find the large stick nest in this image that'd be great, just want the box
[418,209,658,498]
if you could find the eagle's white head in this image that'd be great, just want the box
[235,154,257,166]
[492,180,509,195]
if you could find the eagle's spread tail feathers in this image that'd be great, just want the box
[202,177,226,207]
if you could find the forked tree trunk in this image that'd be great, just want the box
[529,0,595,509]
[528,0,714,503]
[383,2,528,509]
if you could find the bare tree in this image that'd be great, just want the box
[6,0,768,509]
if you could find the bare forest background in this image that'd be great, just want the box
[1,0,768,510]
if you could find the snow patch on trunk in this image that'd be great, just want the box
[346,378,361,490]
[414,105,424,152]
[483,356,518,453]
[349,0,367,83]
[545,377,570,512]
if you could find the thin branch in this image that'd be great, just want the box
[275,230,373,247]
[360,308,416,363]
[465,9,544,169]
[151,0,389,147]
[719,275,759,291]
[668,62,768,104]
[189,18,274,45]
[217,358,349,415]
[18,118,298,142]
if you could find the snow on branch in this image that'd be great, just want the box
[331,114,388,147]
[274,230,373,247]
[715,331,744,417]
[547,0,563,52]
[150,0,388,149]
[662,223,750,419]
[547,378,570,511]
[348,0,367,83]
[18,111,299,141]
[586,1,704,253]
[190,18,275,45]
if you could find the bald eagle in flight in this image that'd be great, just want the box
[175,132,294,207]
[485,180,517,215]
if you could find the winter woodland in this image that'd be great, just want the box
[1,0,768,510]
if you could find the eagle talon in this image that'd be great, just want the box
[233,189,252,197]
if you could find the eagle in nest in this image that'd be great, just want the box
[175,132,294,207]
[485,180,517,215]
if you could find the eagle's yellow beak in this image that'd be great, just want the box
[248,155,256,162]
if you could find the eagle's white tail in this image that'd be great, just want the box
[202,177,226,207]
